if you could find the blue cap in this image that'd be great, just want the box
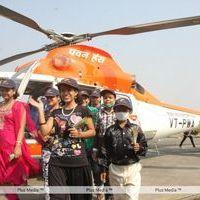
[79,90,89,97]
[91,90,100,98]
[44,88,59,97]
[56,78,79,90]
[0,79,16,89]
[100,89,116,97]
[114,98,132,111]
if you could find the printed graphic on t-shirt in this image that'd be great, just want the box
[50,106,90,158]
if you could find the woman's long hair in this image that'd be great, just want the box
[13,90,19,99]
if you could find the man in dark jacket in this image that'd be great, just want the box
[104,97,147,200]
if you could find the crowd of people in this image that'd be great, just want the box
[0,78,148,200]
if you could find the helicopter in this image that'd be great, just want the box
[0,5,200,157]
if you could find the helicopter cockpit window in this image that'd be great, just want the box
[132,81,145,94]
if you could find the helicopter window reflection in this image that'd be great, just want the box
[132,82,145,94]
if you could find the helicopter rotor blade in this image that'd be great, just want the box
[89,16,200,38]
[0,5,51,37]
[0,41,67,66]
[1,8,200,66]
[0,48,46,66]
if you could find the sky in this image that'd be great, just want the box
[0,0,200,109]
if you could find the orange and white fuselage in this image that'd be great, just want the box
[1,44,199,156]
[130,95,200,140]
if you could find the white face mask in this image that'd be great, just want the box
[115,112,129,121]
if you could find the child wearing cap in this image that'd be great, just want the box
[40,87,60,199]
[93,89,116,200]
[78,89,102,193]
[90,89,101,109]
[78,90,90,107]
[29,78,95,200]
[104,98,148,200]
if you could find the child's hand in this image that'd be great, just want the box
[29,96,44,111]
[68,128,81,138]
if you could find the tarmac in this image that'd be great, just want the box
[0,135,200,200]
[140,135,200,200]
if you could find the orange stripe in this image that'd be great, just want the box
[131,88,200,115]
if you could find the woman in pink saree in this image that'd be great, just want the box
[0,79,40,200]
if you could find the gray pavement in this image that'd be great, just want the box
[140,136,200,200]
[1,136,200,200]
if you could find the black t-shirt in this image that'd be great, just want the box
[49,105,91,167]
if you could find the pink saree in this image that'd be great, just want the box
[0,101,40,186]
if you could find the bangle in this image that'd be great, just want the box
[39,122,46,126]
[78,132,83,138]
[16,140,22,145]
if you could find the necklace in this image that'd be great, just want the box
[0,100,14,113]
[0,100,14,129]
[62,106,76,116]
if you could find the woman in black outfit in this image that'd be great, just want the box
[30,78,95,200]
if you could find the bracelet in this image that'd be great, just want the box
[16,140,22,145]
[78,132,83,138]
[39,122,46,126]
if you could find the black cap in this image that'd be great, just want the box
[79,90,89,97]
[56,78,79,90]
[114,98,132,111]
[44,88,59,97]
[100,89,116,97]
[90,90,100,98]
[0,79,16,89]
